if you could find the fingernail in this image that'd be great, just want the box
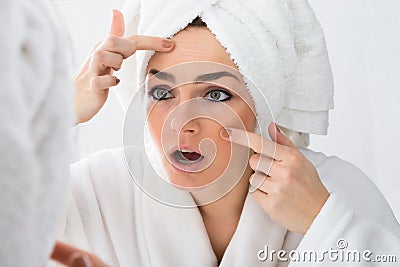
[220,128,231,140]
[162,39,173,48]
[249,173,265,193]
[115,77,120,85]
[275,123,281,133]
[249,184,257,193]
[112,9,117,18]
[248,173,259,193]
[70,255,92,267]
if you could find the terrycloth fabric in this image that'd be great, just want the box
[0,0,73,266]
[48,147,400,266]
[116,0,334,146]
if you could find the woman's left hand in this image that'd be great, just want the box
[221,122,330,235]
[51,241,110,267]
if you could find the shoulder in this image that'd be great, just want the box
[71,146,144,182]
[298,147,400,232]
[298,147,374,187]
[70,145,148,195]
[63,146,146,246]
[71,147,125,173]
[299,147,376,187]
[69,146,145,211]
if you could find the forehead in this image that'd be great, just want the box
[147,26,238,71]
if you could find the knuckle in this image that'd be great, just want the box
[117,55,123,64]
[293,154,304,167]
[116,56,123,68]
[272,185,282,196]
[106,35,118,47]
[128,36,138,51]
[94,49,104,61]
[267,200,281,215]
[274,181,287,195]
[286,149,299,164]
[249,154,261,170]
[108,75,116,84]
[281,168,294,182]
[90,76,102,89]
[130,36,139,46]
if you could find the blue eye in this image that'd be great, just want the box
[148,86,173,100]
[205,89,232,102]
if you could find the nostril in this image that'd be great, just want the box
[171,117,198,134]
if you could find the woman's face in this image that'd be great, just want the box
[146,26,256,189]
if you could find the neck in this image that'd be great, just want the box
[200,179,247,222]
[193,164,253,222]
[191,165,253,263]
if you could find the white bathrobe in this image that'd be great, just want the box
[49,146,400,266]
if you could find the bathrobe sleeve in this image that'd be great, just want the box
[290,154,400,266]
[0,1,72,267]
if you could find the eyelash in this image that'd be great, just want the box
[204,88,232,102]
[147,86,233,102]
[147,86,173,100]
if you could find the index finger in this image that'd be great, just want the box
[127,35,175,53]
[221,127,282,160]
[99,35,174,60]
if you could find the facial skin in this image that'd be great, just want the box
[146,26,257,189]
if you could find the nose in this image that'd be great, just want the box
[171,113,201,136]
[170,95,201,136]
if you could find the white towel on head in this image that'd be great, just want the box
[116,0,334,145]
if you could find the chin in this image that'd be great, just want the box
[165,166,217,190]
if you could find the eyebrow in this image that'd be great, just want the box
[148,69,240,83]
[195,71,240,82]
[148,69,176,83]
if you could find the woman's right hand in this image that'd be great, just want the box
[73,10,175,124]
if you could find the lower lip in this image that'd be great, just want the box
[169,153,206,173]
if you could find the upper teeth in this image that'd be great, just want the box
[180,149,194,153]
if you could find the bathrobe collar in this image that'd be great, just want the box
[141,158,287,267]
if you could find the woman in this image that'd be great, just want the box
[54,1,400,266]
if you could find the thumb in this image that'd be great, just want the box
[109,9,125,37]
[268,122,296,148]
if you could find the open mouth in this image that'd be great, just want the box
[173,150,204,165]
[167,145,208,173]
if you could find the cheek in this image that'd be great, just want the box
[147,107,166,144]
[233,102,257,132]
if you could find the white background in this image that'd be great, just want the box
[53,0,400,221]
